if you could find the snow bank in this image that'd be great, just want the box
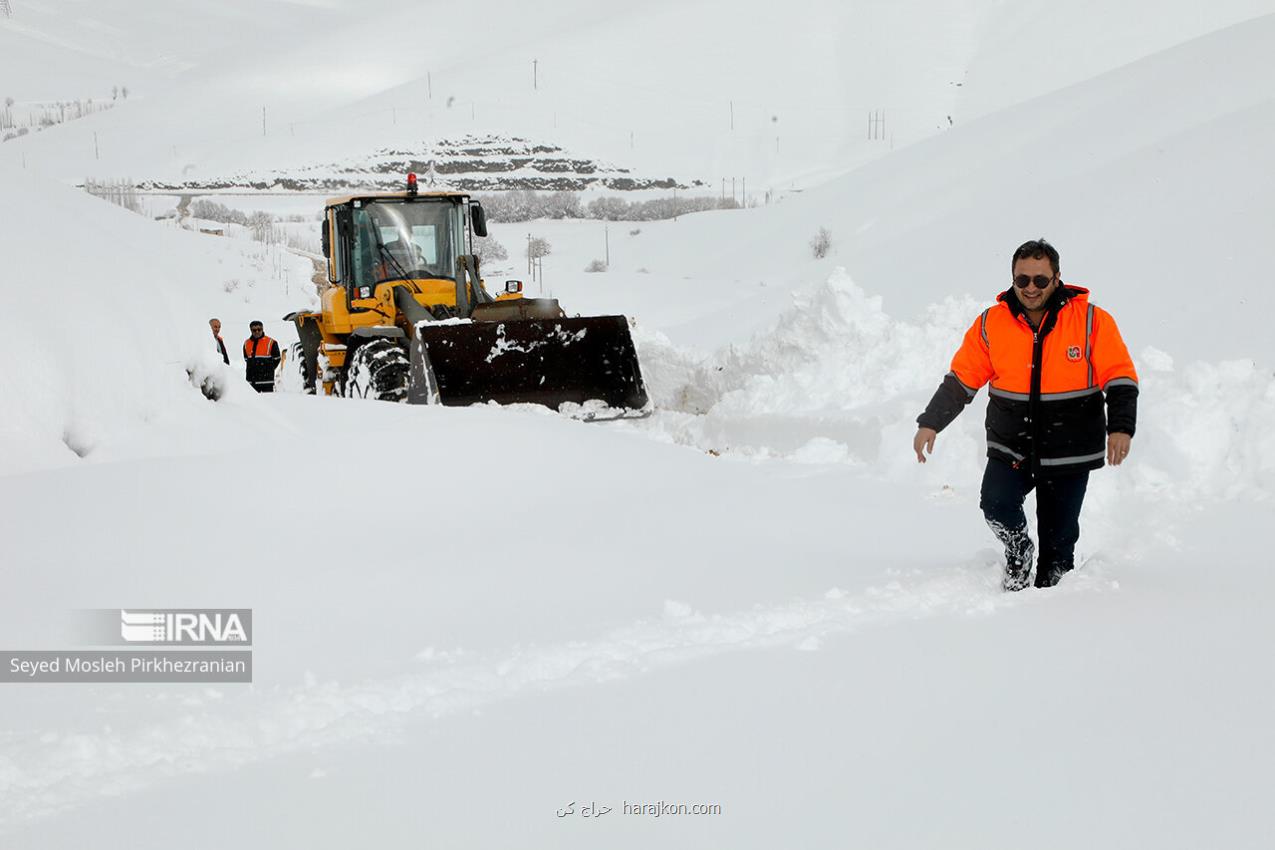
[1129,354,1275,501]
[637,269,1275,506]
[0,163,311,475]
[662,269,978,416]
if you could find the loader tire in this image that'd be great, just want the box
[291,341,316,395]
[345,338,410,403]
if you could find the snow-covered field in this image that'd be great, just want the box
[2,2,1274,848]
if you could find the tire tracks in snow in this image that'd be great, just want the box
[0,561,1116,830]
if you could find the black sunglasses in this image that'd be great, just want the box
[1013,274,1055,290]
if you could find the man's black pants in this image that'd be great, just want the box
[979,459,1089,587]
[250,382,274,393]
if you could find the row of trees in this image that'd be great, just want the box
[189,200,317,253]
[190,199,254,226]
[83,178,141,214]
[1,94,122,136]
[476,190,741,223]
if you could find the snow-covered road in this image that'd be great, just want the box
[2,387,1269,847]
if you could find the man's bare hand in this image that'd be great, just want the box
[914,428,937,463]
[1107,432,1132,466]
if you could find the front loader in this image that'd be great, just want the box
[285,174,648,416]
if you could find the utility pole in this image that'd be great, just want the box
[262,106,267,137]
[533,59,538,90]
[427,72,433,99]
[730,100,734,130]
[93,131,99,160]
[604,225,610,267]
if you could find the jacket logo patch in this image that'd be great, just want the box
[1067,345,1082,361]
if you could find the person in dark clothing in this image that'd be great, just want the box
[913,239,1139,590]
[243,321,281,393]
[210,318,229,365]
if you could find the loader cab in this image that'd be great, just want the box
[321,190,483,304]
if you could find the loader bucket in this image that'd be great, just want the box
[410,316,648,413]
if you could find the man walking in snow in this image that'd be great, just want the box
[912,239,1138,590]
[243,321,281,393]
[210,317,229,365]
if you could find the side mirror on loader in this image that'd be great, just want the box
[471,202,488,238]
[320,220,330,258]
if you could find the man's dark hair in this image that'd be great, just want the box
[1012,238,1060,276]
[250,320,263,327]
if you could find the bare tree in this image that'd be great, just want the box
[248,211,281,245]
[526,237,551,261]
[473,235,508,265]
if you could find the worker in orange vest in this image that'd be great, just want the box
[913,239,1138,591]
[243,321,281,393]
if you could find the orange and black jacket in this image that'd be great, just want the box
[243,335,281,385]
[917,284,1138,476]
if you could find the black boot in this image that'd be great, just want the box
[1034,560,1073,589]
[1000,534,1035,592]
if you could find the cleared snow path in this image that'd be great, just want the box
[0,558,1115,829]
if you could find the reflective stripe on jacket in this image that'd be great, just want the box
[917,284,1138,475]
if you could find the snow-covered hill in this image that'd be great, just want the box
[137,134,702,193]
[0,160,314,475]
[542,13,1275,363]
[5,0,1273,192]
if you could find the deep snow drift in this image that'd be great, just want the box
[0,161,312,475]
